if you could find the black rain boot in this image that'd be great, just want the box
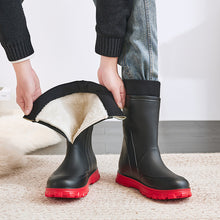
[116,79,192,200]
[23,81,126,199]
[45,125,100,198]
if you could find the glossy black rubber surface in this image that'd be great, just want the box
[118,80,190,190]
[47,125,97,189]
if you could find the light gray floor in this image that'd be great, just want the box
[29,121,220,155]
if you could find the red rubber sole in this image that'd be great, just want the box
[116,172,192,200]
[45,169,100,198]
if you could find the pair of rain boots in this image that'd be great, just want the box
[45,79,191,200]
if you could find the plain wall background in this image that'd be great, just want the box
[1,0,220,120]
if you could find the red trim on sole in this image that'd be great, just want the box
[45,169,100,198]
[116,172,192,200]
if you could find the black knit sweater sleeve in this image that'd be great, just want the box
[95,0,132,57]
[0,0,132,61]
[0,0,34,61]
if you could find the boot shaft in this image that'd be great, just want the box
[122,79,161,161]
[62,125,97,175]
[123,95,160,150]
[46,125,99,192]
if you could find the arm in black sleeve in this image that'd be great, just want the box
[0,0,34,61]
[94,0,132,57]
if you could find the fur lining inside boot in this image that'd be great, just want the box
[35,93,109,144]
[24,80,126,143]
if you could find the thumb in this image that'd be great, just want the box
[111,88,123,109]
[24,95,33,115]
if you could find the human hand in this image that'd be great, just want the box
[97,56,126,109]
[13,60,41,115]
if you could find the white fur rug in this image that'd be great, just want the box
[0,111,61,175]
[0,153,219,220]
[0,90,125,176]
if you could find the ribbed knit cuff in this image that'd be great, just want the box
[1,38,34,62]
[10,54,33,64]
[95,34,123,57]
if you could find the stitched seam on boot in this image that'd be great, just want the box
[123,135,132,170]
[85,128,90,172]
[130,131,139,174]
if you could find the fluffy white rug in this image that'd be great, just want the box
[0,112,62,175]
[0,91,125,176]
[0,153,219,220]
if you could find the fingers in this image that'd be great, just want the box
[111,83,126,109]
[119,84,126,108]
[111,88,122,109]
[24,95,33,115]
[113,81,126,109]
[14,64,41,115]
[16,96,25,113]
[97,67,126,109]
[33,87,42,101]
[97,68,104,86]
[17,93,35,115]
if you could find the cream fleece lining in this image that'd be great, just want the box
[35,93,110,143]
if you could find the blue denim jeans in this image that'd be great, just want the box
[93,0,158,81]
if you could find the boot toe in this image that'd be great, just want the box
[141,174,190,190]
[46,174,88,189]
[168,176,190,189]
[157,175,190,190]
